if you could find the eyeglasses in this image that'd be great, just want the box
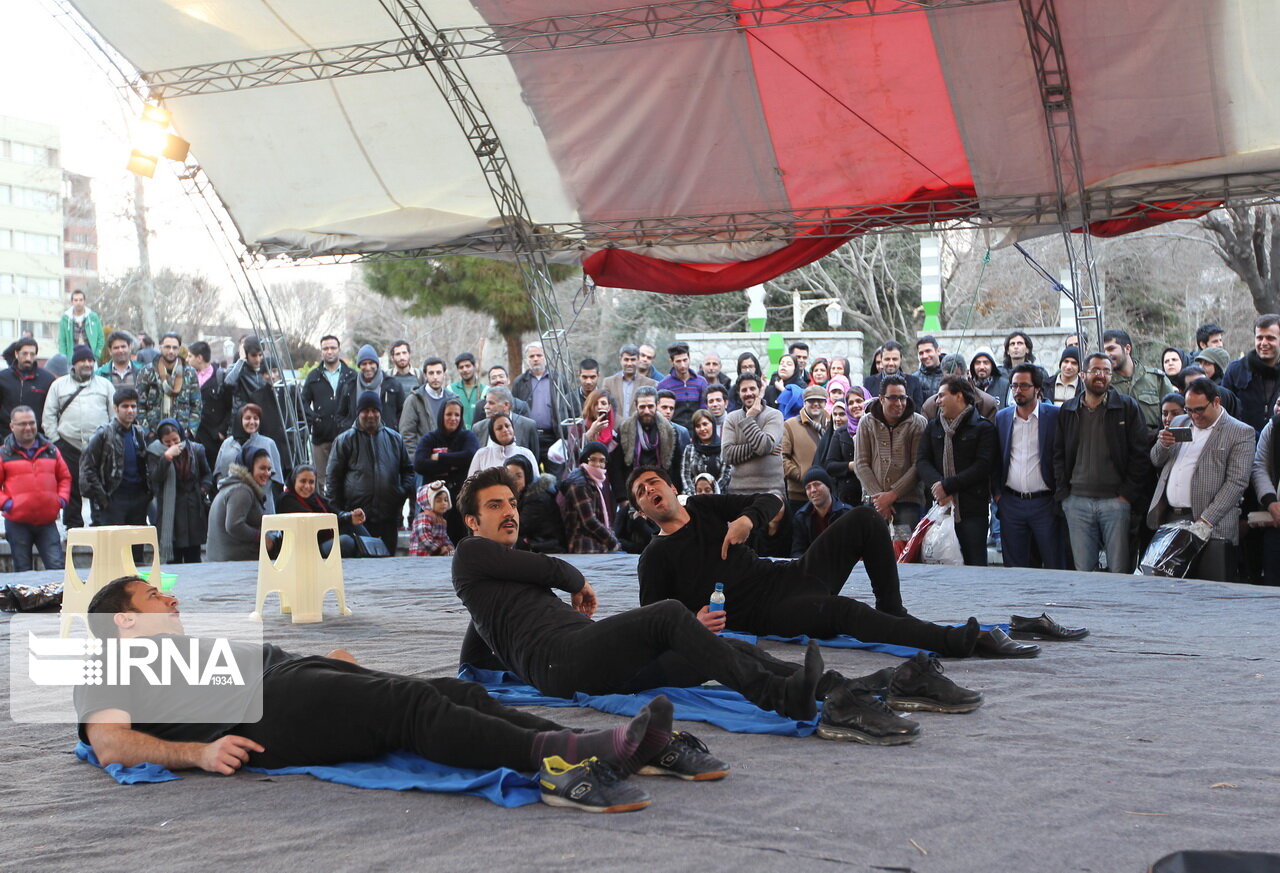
[1186,403,1212,415]
[883,395,908,402]
[1011,383,1036,391]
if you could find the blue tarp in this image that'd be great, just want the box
[75,741,540,808]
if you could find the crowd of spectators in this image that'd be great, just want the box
[3,289,1277,585]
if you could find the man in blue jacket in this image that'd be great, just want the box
[993,364,1064,569]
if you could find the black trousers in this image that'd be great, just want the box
[94,488,151,563]
[792,504,904,608]
[738,505,958,653]
[534,600,802,716]
[236,658,564,772]
[55,439,84,529]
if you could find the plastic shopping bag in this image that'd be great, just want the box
[921,506,964,566]
[1137,520,1210,578]
[897,505,939,564]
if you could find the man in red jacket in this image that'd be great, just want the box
[0,405,71,571]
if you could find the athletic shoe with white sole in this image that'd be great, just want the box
[886,652,984,714]
[538,756,651,813]
[637,731,730,781]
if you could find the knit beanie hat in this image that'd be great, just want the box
[357,344,379,366]
[1060,346,1081,365]
[72,344,96,364]
[356,390,382,412]
[803,467,834,490]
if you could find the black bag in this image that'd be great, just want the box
[0,583,63,612]
[354,535,391,558]
[1138,521,1209,578]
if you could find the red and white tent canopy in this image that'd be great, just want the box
[73,0,1280,293]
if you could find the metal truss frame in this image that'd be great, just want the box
[138,0,1008,98]
[1018,0,1103,350]
[244,169,1280,266]
[380,0,578,435]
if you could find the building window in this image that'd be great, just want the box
[0,184,59,210]
[0,230,60,256]
[6,140,57,167]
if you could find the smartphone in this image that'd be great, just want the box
[1171,427,1193,443]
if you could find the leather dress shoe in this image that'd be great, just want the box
[974,626,1040,658]
[1009,613,1089,641]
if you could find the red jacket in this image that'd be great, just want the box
[0,435,71,525]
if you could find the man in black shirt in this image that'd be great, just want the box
[629,466,981,657]
[76,576,665,811]
[452,467,937,745]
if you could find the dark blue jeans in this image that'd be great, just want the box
[6,521,64,572]
[997,491,1066,570]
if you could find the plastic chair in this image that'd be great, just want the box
[251,513,350,624]
[61,526,161,637]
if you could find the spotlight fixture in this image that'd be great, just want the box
[127,102,191,177]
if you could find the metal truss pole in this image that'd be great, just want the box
[380,0,577,437]
[1019,0,1103,351]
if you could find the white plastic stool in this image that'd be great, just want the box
[61,526,161,637]
[251,513,350,624]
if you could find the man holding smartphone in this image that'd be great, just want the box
[1146,377,1254,581]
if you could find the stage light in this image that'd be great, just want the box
[127,103,190,177]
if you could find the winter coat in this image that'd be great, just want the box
[80,419,152,507]
[346,372,406,433]
[0,435,70,525]
[1052,388,1151,505]
[214,433,284,498]
[815,424,862,507]
[58,307,105,359]
[792,498,853,557]
[781,409,826,501]
[617,414,677,473]
[854,398,926,504]
[558,466,619,553]
[917,406,998,520]
[95,360,142,390]
[300,362,357,444]
[414,425,479,495]
[325,425,414,523]
[41,373,114,451]
[863,371,927,408]
[206,464,265,562]
[148,433,213,560]
[1110,362,1174,432]
[1223,351,1280,432]
[517,473,566,553]
[195,366,232,456]
[0,365,56,438]
[136,358,203,438]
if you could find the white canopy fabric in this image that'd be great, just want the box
[72,0,1280,293]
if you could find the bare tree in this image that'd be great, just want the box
[90,267,228,344]
[1200,205,1280,315]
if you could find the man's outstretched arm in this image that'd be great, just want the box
[85,713,264,775]
[453,536,585,595]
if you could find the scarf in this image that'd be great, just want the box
[285,487,332,514]
[359,368,385,393]
[938,406,972,521]
[581,462,613,526]
[152,357,185,420]
[634,418,659,467]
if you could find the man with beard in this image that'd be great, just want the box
[347,344,405,432]
[1102,329,1173,434]
[993,364,1064,569]
[96,331,142,390]
[136,333,202,440]
[967,348,1008,408]
[388,340,420,397]
[1053,353,1150,573]
[0,338,56,439]
[863,341,925,407]
[619,387,677,481]
[43,345,115,528]
[914,336,945,396]
[300,335,356,492]
[602,344,657,416]
[449,352,482,428]
[1223,314,1280,432]
[720,373,784,496]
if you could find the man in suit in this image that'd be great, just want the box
[1147,377,1254,582]
[601,344,658,417]
[471,386,540,456]
[993,363,1065,569]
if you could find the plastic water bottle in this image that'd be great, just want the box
[708,583,726,613]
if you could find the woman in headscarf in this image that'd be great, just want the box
[680,408,732,494]
[214,403,284,511]
[276,463,368,558]
[502,454,565,553]
[466,412,539,476]
[415,397,478,543]
[1161,346,1192,390]
[206,445,272,562]
[808,358,830,388]
[825,375,852,414]
[147,419,213,563]
[728,351,763,412]
[830,357,851,381]
[557,440,620,553]
[409,480,454,556]
[764,354,804,408]
[814,389,864,507]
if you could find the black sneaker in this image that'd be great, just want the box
[816,687,921,745]
[637,732,730,781]
[886,652,984,714]
[538,756,651,813]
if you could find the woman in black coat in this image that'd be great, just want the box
[276,464,369,558]
[502,454,565,553]
[147,419,214,563]
[414,398,478,544]
[813,399,863,508]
